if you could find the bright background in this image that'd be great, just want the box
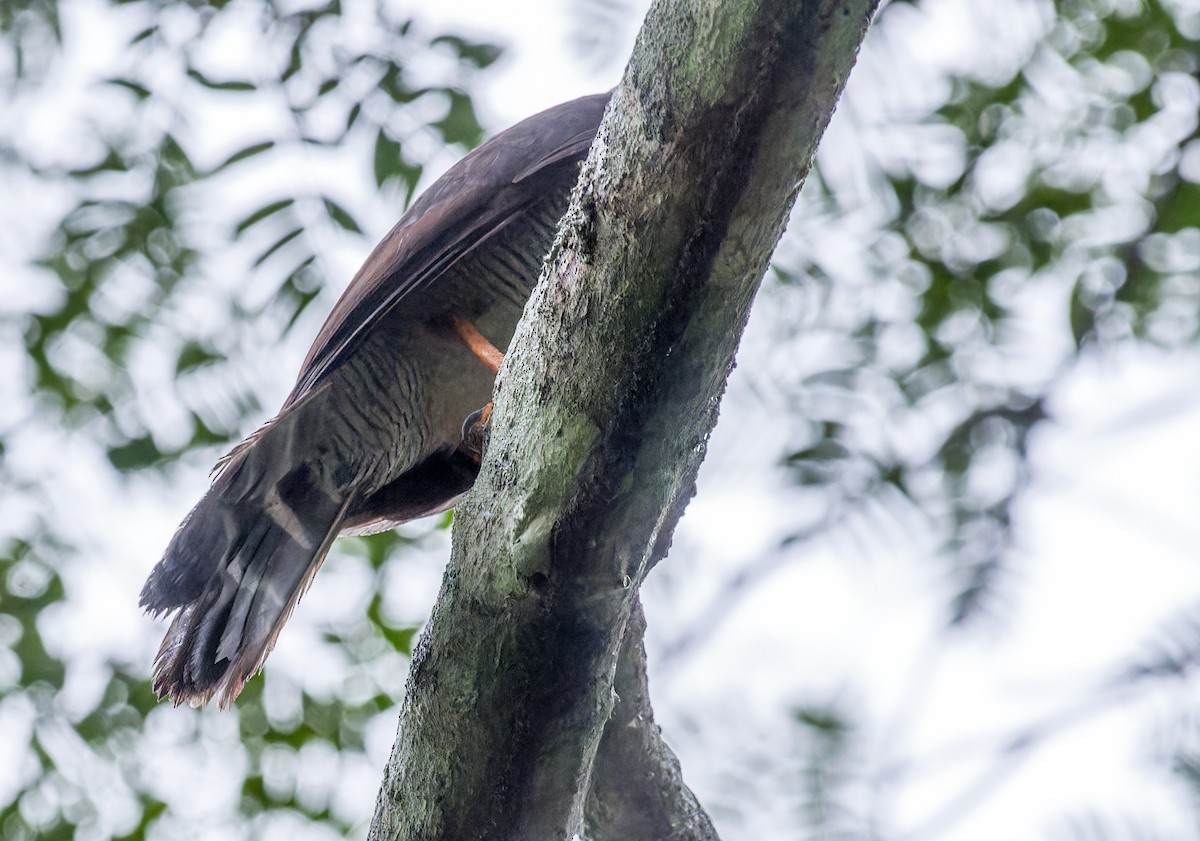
[3,1,1200,840]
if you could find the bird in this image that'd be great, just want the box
[140,92,610,708]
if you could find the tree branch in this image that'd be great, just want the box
[585,598,719,840]
[369,0,879,838]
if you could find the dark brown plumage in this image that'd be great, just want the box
[140,93,610,707]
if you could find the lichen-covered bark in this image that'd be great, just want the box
[584,600,719,841]
[368,0,880,839]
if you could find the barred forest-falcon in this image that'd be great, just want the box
[140,93,610,707]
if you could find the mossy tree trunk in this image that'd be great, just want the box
[368,0,880,838]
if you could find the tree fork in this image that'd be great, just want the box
[369,0,880,838]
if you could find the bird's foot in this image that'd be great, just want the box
[460,402,493,463]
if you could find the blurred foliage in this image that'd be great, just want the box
[5,0,1200,839]
[567,0,636,71]
[664,0,1200,838]
[763,0,1200,630]
[3,0,493,473]
[1,0,494,838]
[704,697,870,840]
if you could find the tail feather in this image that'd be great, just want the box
[220,495,349,707]
[142,413,354,707]
[214,516,287,662]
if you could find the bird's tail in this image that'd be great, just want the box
[140,406,352,707]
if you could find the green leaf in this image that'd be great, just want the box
[279,256,322,330]
[379,66,421,105]
[321,197,362,233]
[794,704,849,736]
[431,35,503,69]
[129,25,157,46]
[282,36,304,83]
[432,89,483,148]
[1157,182,1200,235]
[366,590,419,655]
[67,148,127,177]
[104,77,151,99]
[215,140,276,172]
[373,128,402,188]
[380,625,418,655]
[107,435,162,472]
[186,68,256,92]
[1069,279,1097,347]
[235,198,295,236]
[175,342,223,374]
[345,101,363,133]
[299,134,337,147]
[189,413,234,449]
[159,133,196,181]
[253,227,304,267]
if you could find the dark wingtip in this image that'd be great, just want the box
[148,602,219,709]
[147,594,263,709]
[139,566,188,619]
[138,570,162,614]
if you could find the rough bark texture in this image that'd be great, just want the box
[583,599,718,841]
[369,0,879,838]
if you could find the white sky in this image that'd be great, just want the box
[5,0,1200,840]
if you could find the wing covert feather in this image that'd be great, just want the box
[286,93,610,405]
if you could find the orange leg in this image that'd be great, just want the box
[450,318,501,462]
[452,317,504,375]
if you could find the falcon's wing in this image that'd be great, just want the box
[285,92,610,406]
